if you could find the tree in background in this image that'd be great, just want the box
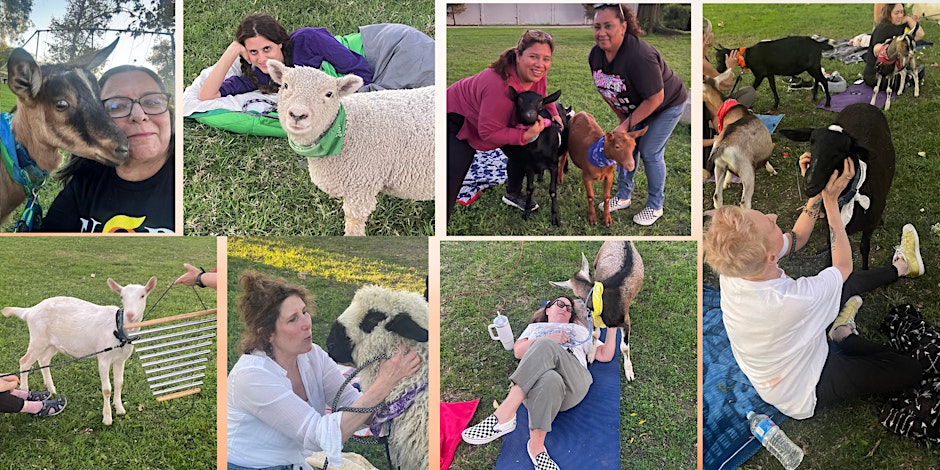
[148,37,173,85]
[447,4,466,26]
[1,0,32,45]
[47,0,115,64]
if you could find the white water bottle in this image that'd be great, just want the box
[747,411,804,470]
[488,312,514,350]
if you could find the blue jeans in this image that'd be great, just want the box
[615,103,685,209]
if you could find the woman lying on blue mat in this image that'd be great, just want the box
[704,156,923,420]
[461,296,617,470]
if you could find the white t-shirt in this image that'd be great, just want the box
[720,262,842,419]
[227,346,361,469]
[518,322,595,369]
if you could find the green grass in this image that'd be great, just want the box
[704,4,940,469]
[227,236,428,467]
[447,26,692,236]
[0,237,217,469]
[183,0,435,236]
[440,241,697,469]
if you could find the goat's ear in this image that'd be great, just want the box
[385,313,428,343]
[850,138,873,162]
[542,89,562,106]
[107,278,123,294]
[7,48,42,100]
[68,37,118,70]
[145,276,157,293]
[579,252,591,276]
[508,86,519,101]
[336,74,363,97]
[778,128,813,142]
[629,127,649,139]
[550,279,573,289]
[267,60,287,84]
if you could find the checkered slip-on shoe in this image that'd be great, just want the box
[894,224,924,278]
[26,390,51,401]
[633,207,664,226]
[461,414,516,445]
[527,441,561,470]
[598,197,631,212]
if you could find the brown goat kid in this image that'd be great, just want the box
[703,78,775,209]
[0,41,129,225]
[871,27,919,111]
[562,111,647,226]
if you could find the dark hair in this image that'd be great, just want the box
[877,4,903,26]
[488,29,555,81]
[236,13,293,94]
[238,270,312,356]
[529,295,577,324]
[594,4,645,37]
[55,65,174,184]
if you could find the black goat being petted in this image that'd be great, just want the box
[502,87,564,225]
[716,36,834,108]
[778,103,895,270]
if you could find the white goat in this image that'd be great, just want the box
[2,276,157,425]
[267,61,435,236]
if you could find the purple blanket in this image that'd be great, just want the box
[817,82,896,112]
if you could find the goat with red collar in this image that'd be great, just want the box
[871,23,920,110]
[715,36,835,108]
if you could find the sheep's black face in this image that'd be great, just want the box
[326,322,355,364]
[803,128,856,197]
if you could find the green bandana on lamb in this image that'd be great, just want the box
[288,104,346,157]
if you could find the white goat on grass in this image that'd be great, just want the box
[2,276,157,425]
[267,61,435,236]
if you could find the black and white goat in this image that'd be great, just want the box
[779,103,895,270]
[716,36,835,108]
[871,24,920,110]
[501,88,564,225]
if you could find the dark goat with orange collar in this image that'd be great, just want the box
[716,36,835,108]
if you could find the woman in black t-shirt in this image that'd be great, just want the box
[588,4,687,226]
[864,3,925,89]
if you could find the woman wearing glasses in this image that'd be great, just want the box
[447,29,562,222]
[40,65,175,232]
[590,4,687,226]
[461,295,617,470]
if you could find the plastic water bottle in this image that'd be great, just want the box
[747,411,804,470]
[487,312,515,350]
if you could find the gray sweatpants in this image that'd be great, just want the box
[510,338,593,432]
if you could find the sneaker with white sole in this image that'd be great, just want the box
[461,414,516,445]
[893,224,924,278]
[502,192,538,212]
[829,295,861,341]
[633,207,664,226]
[598,197,631,212]
[528,440,561,470]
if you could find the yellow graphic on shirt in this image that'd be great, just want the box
[103,215,146,233]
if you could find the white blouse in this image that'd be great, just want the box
[227,345,361,469]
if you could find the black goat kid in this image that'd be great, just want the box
[779,103,895,270]
[502,87,564,225]
[716,36,834,108]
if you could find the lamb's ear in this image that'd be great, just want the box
[385,313,428,343]
[336,74,364,97]
[107,278,123,294]
[777,128,813,142]
[145,276,158,293]
[267,60,287,84]
[542,89,562,106]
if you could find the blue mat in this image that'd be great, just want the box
[495,329,622,469]
[757,114,784,134]
[703,284,785,470]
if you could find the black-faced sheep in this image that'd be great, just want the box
[2,277,157,425]
[779,103,895,270]
[267,61,434,236]
[325,285,428,470]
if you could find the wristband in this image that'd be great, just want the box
[195,268,206,288]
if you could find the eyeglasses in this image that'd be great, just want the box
[547,298,572,312]
[594,3,626,20]
[524,29,553,42]
[102,92,171,118]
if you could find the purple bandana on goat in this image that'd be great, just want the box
[370,381,427,436]
[587,136,617,168]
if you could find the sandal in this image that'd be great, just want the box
[33,397,66,417]
[26,390,51,401]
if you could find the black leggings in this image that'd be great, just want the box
[0,391,24,414]
[447,113,477,224]
[815,265,924,408]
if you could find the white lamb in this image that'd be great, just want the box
[267,60,435,236]
[2,277,157,425]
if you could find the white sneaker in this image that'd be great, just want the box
[633,207,664,226]
[598,197,631,212]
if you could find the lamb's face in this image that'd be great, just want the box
[267,60,364,145]
[325,285,428,366]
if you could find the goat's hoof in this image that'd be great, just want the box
[115,405,126,415]
[624,360,636,382]
[103,416,113,426]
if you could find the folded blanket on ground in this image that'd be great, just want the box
[441,399,480,470]
[457,149,507,205]
[703,284,785,470]
[880,304,940,443]
[495,329,621,469]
